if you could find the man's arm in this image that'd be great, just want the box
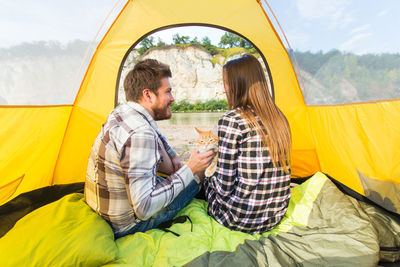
[157,132,177,158]
[121,128,195,221]
[157,130,182,172]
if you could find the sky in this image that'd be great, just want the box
[0,0,399,54]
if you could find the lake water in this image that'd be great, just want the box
[157,112,224,126]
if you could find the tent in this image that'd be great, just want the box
[0,0,399,265]
[1,0,399,201]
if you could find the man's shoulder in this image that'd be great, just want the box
[111,104,151,130]
[103,104,155,143]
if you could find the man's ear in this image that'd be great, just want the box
[142,88,154,103]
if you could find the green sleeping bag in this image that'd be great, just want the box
[0,173,399,266]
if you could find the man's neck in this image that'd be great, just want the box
[132,100,155,119]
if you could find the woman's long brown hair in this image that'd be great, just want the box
[223,54,291,172]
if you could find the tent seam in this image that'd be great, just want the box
[50,0,130,185]
[257,0,307,106]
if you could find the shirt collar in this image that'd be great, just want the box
[126,101,159,130]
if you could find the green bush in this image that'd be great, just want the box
[171,99,228,112]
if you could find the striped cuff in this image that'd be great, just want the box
[177,164,200,185]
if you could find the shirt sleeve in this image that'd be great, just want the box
[120,127,194,220]
[208,113,242,197]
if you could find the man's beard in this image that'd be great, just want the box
[153,104,171,121]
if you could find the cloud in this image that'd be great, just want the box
[0,0,118,47]
[341,23,374,53]
[378,9,388,17]
[332,13,354,29]
[296,0,353,28]
[286,30,311,50]
[296,0,346,18]
[350,24,370,35]
[340,32,372,52]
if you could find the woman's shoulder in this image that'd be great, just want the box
[218,109,247,131]
[220,108,243,121]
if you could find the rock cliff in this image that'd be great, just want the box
[118,45,269,103]
[1,44,359,106]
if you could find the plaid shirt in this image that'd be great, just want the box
[204,109,291,234]
[84,102,197,234]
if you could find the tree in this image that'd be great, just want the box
[219,32,237,48]
[190,37,201,45]
[156,37,166,47]
[138,37,155,55]
[219,32,253,49]
[65,39,90,55]
[172,34,190,45]
[201,36,217,55]
[239,37,253,49]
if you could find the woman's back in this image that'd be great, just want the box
[204,109,291,234]
[204,54,292,234]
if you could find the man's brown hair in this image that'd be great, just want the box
[124,59,172,102]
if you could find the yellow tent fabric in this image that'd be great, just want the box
[0,106,71,200]
[0,0,399,204]
[307,101,400,193]
[0,174,23,204]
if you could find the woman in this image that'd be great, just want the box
[204,54,292,234]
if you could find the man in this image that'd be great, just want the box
[84,59,215,238]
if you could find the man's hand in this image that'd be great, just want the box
[186,149,216,183]
[171,155,182,172]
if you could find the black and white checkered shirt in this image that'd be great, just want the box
[204,109,291,234]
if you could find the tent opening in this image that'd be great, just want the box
[115,25,274,107]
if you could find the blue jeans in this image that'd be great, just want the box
[114,179,199,238]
